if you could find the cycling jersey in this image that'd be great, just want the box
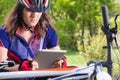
[0,25,59,64]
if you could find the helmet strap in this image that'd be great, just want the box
[22,21,33,33]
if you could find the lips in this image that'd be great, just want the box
[30,18,38,22]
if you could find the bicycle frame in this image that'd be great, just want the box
[48,62,112,80]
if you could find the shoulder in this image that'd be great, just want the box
[43,25,59,49]
[45,25,58,40]
[0,25,10,38]
[0,25,12,48]
[46,25,57,35]
[0,26,7,37]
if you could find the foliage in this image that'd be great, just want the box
[113,1,120,30]
[50,0,115,51]
[50,0,78,50]
[77,29,107,61]
[55,19,77,50]
[0,0,16,25]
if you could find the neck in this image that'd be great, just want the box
[22,21,35,33]
[18,27,33,43]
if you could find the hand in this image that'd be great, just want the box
[19,58,39,71]
[52,59,64,68]
[31,61,39,70]
[28,58,39,70]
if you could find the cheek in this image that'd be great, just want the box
[23,11,30,22]
[23,14,29,24]
[37,13,42,19]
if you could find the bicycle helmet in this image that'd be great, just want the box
[18,0,50,12]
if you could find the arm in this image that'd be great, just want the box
[0,46,19,71]
[0,46,38,71]
[45,27,67,68]
[0,46,8,62]
[49,45,60,50]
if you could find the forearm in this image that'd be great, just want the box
[3,64,19,71]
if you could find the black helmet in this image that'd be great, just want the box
[18,0,50,12]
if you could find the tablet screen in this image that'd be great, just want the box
[33,49,67,69]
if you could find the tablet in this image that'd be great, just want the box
[33,49,67,69]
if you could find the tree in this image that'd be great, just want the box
[50,0,115,51]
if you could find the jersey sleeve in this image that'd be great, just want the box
[0,29,11,48]
[45,27,59,49]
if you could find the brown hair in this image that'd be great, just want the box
[5,2,54,39]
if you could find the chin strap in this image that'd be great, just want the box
[25,26,33,33]
[23,21,33,33]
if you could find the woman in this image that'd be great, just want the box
[0,0,67,73]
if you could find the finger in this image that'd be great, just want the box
[53,62,62,68]
[32,61,39,70]
[27,58,33,61]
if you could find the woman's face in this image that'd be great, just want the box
[23,8,42,27]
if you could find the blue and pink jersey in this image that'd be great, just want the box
[0,25,59,64]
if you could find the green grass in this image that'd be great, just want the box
[65,50,120,80]
[65,51,87,66]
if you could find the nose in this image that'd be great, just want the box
[31,12,39,18]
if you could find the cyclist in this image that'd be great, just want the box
[0,0,67,79]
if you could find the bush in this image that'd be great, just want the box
[77,29,107,62]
